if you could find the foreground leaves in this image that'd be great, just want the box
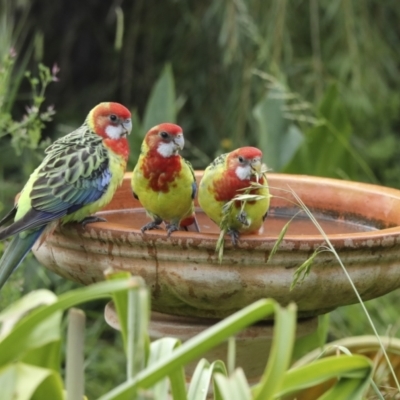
[0,274,378,399]
[0,278,141,400]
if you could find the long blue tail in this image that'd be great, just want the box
[0,228,44,289]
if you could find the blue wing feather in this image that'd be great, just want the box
[191,181,197,200]
[0,132,111,240]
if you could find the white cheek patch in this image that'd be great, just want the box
[235,165,251,180]
[157,142,176,157]
[105,125,123,139]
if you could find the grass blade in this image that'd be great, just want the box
[188,359,227,400]
[253,303,297,400]
[275,355,372,397]
[214,369,251,400]
[98,299,283,399]
[0,279,140,366]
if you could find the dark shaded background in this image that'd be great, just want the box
[10,0,400,183]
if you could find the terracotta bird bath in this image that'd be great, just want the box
[32,171,400,379]
[33,172,400,319]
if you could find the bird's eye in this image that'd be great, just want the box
[160,131,169,139]
[109,114,117,122]
[238,156,244,163]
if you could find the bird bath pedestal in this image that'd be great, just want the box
[33,172,400,379]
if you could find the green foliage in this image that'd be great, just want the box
[0,272,381,399]
[8,64,56,154]
[188,359,227,400]
[253,85,304,172]
[142,64,177,134]
[0,279,140,399]
[128,64,178,168]
[0,55,57,229]
[214,369,251,400]
[277,355,372,399]
[3,0,400,182]
[2,1,400,398]
[91,0,399,185]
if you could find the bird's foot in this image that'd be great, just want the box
[166,223,179,237]
[141,220,162,234]
[81,215,107,227]
[227,229,240,246]
[237,211,249,226]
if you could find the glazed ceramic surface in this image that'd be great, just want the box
[33,172,400,318]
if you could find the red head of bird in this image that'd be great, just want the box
[87,102,132,160]
[144,123,184,157]
[226,146,263,180]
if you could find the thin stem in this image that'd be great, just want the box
[127,288,136,380]
[310,0,323,99]
[227,336,236,376]
[66,308,86,400]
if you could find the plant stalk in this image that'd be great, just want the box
[66,308,86,400]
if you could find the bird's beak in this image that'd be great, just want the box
[251,159,262,174]
[173,133,185,151]
[250,159,262,181]
[121,119,132,137]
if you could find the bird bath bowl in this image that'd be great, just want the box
[33,172,400,319]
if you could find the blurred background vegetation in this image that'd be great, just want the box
[1,0,400,397]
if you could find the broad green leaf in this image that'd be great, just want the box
[169,366,187,400]
[253,87,304,171]
[98,299,284,400]
[0,304,62,368]
[308,84,352,177]
[188,359,227,400]
[292,314,330,360]
[0,362,64,400]
[283,84,376,181]
[253,88,287,170]
[148,338,182,400]
[142,63,176,134]
[214,369,251,400]
[274,355,372,397]
[22,340,61,372]
[0,278,139,366]
[281,124,303,167]
[317,376,371,400]
[105,271,137,352]
[253,303,297,400]
[127,110,143,167]
[0,362,16,400]
[0,289,57,339]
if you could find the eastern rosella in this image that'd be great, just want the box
[198,146,270,245]
[131,123,198,236]
[0,102,132,289]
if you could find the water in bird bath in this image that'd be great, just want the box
[98,206,378,236]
